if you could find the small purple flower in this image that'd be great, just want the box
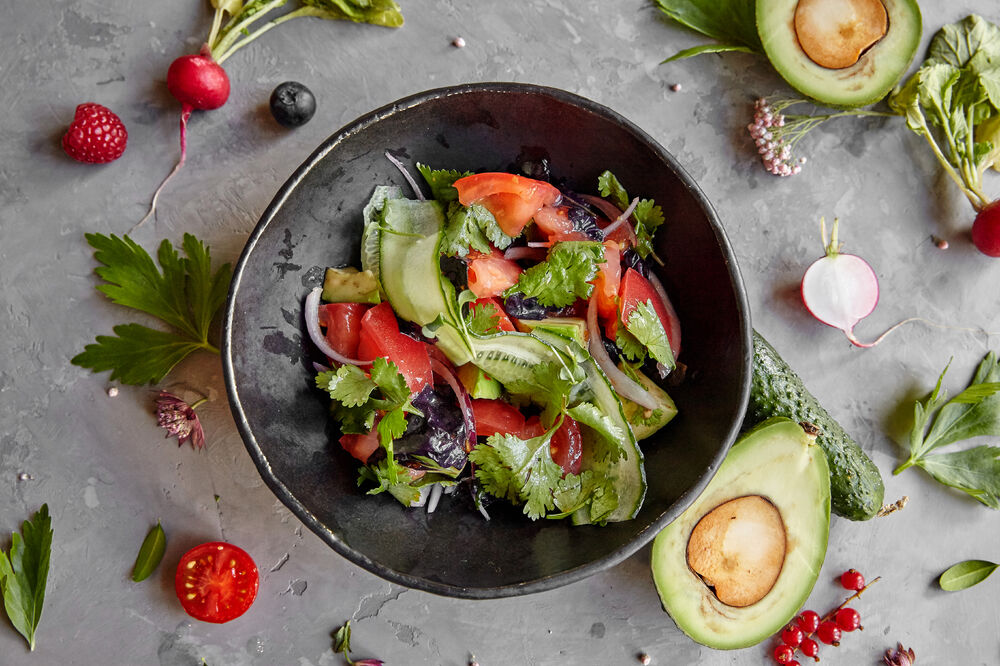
[884,643,916,666]
[155,391,206,450]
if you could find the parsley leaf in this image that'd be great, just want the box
[504,241,604,307]
[624,300,676,370]
[596,171,664,260]
[465,300,503,336]
[896,351,1000,508]
[0,505,52,651]
[71,234,231,385]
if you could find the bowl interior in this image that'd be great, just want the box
[223,83,750,598]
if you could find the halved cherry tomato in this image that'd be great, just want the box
[471,297,516,332]
[454,173,561,237]
[318,302,368,359]
[467,249,522,298]
[357,302,432,392]
[339,431,380,463]
[174,542,259,624]
[619,268,681,357]
[592,241,621,322]
[551,416,583,476]
[471,398,526,438]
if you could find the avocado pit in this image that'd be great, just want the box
[793,0,888,69]
[686,495,786,607]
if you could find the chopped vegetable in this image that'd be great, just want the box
[895,351,1000,507]
[0,505,52,651]
[71,234,232,385]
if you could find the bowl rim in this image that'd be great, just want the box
[221,81,752,599]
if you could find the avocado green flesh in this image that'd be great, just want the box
[756,0,922,107]
[651,418,830,650]
[322,267,380,304]
[747,331,884,520]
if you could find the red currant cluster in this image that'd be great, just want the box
[772,569,875,665]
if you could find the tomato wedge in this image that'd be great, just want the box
[318,302,368,359]
[619,268,681,357]
[174,542,259,624]
[551,416,583,476]
[533,205,591,242]
[339,431,380,463]
[593,241,621,322]
[471,297,516,332]
[467,249,522,299]
[472,398,525,438]
[356,302,432,392]
[454,173,561,237]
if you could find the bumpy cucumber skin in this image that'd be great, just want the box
[746,331,884,521]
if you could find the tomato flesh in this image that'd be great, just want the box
[533,205,590,242]
[551,416,583,476]
[467,249,522,298]
[619,268,681,357]
[356,302,432,392]
[318,302,368,359]
[593,241,621,322]
[472,398,525,438]
[454,173,561,237]
[340,431,380,463]
[175,542,259,624]
[471,297,516,332]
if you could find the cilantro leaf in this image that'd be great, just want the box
[597,171,629,211]
[470,430,565,519]
[416,163,471,203]
[466,300,503,336]
[317,365,377,407]
[369,357,411,405]
[504,241,604,307]
[550,471,618,524]
[72,234,231,385]
[624,300,676,370]
[615,326,647,363]
[596,171,664,260]
[441,203,514,257]
[0,505,52,651]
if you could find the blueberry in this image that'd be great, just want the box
[269,81,316,128]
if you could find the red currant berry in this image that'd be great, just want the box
[781,625,804,647]
[835,607,861,632]
[840,568,865,591]
[800,638,819,660]
[816,621,842,646]
[787,662,801,666]
[773,644,795,663]
[797,610,820,634]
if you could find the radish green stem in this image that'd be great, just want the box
[214,10,305,65]
[206,6,225,48]
[211,0,287,62]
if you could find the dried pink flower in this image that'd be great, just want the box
[884,643,916,666]
[155,391,206,450]
[352,660,385,666]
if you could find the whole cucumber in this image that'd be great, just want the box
[746,331,884,521]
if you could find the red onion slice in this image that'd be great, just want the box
[429,357,477,454]
[646,271,682,357]
[304,287,370,367]
[601,197,639,239]
[586,296,658,410]
[384,150,425,201]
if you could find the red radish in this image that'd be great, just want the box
[137,46,230,228]
[801,218,881,347]
[972,200,1000,257]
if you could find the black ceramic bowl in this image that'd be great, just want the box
[222,83,751,598]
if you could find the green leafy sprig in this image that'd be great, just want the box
[939,559,999,591]
[0,505,52,651]
[504,241,605,307]
[652,0,762,62]
[597,171,664,262]
[895,351,1000,508]
[71,234,232,385]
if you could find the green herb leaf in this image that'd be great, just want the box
[927,14,1000,71]
[566,402,624,462]
[917,446,1000,509]
[624,300,675,370]
[614,327,647,363]
[596,171,664,260]
[465,300,503,336]
[939,559,1000,591]
[549,470,618,523]
[0,505,53,651]
[440,202,514,257]
[71,234,231,385]
[298,0,403,28]
[652,0,762,61]
[131,522,166,583]
[597,171,629,211]
[470,429,566,520]
[318,365,378,408]
[504,241,604,307]
[332,619,352,654]
[416,163,470,203]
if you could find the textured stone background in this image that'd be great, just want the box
[2,1,1000,664]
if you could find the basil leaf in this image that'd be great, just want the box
[131,522,166,583]
[939,559,999,591]
[917,446,1000,509]
[0,505,53,651]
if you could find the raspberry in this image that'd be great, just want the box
[62,103,128,163]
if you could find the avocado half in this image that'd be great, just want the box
[757,0,922,107]
[651,418,830,650]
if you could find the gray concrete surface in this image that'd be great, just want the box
[2,1,1000,664]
